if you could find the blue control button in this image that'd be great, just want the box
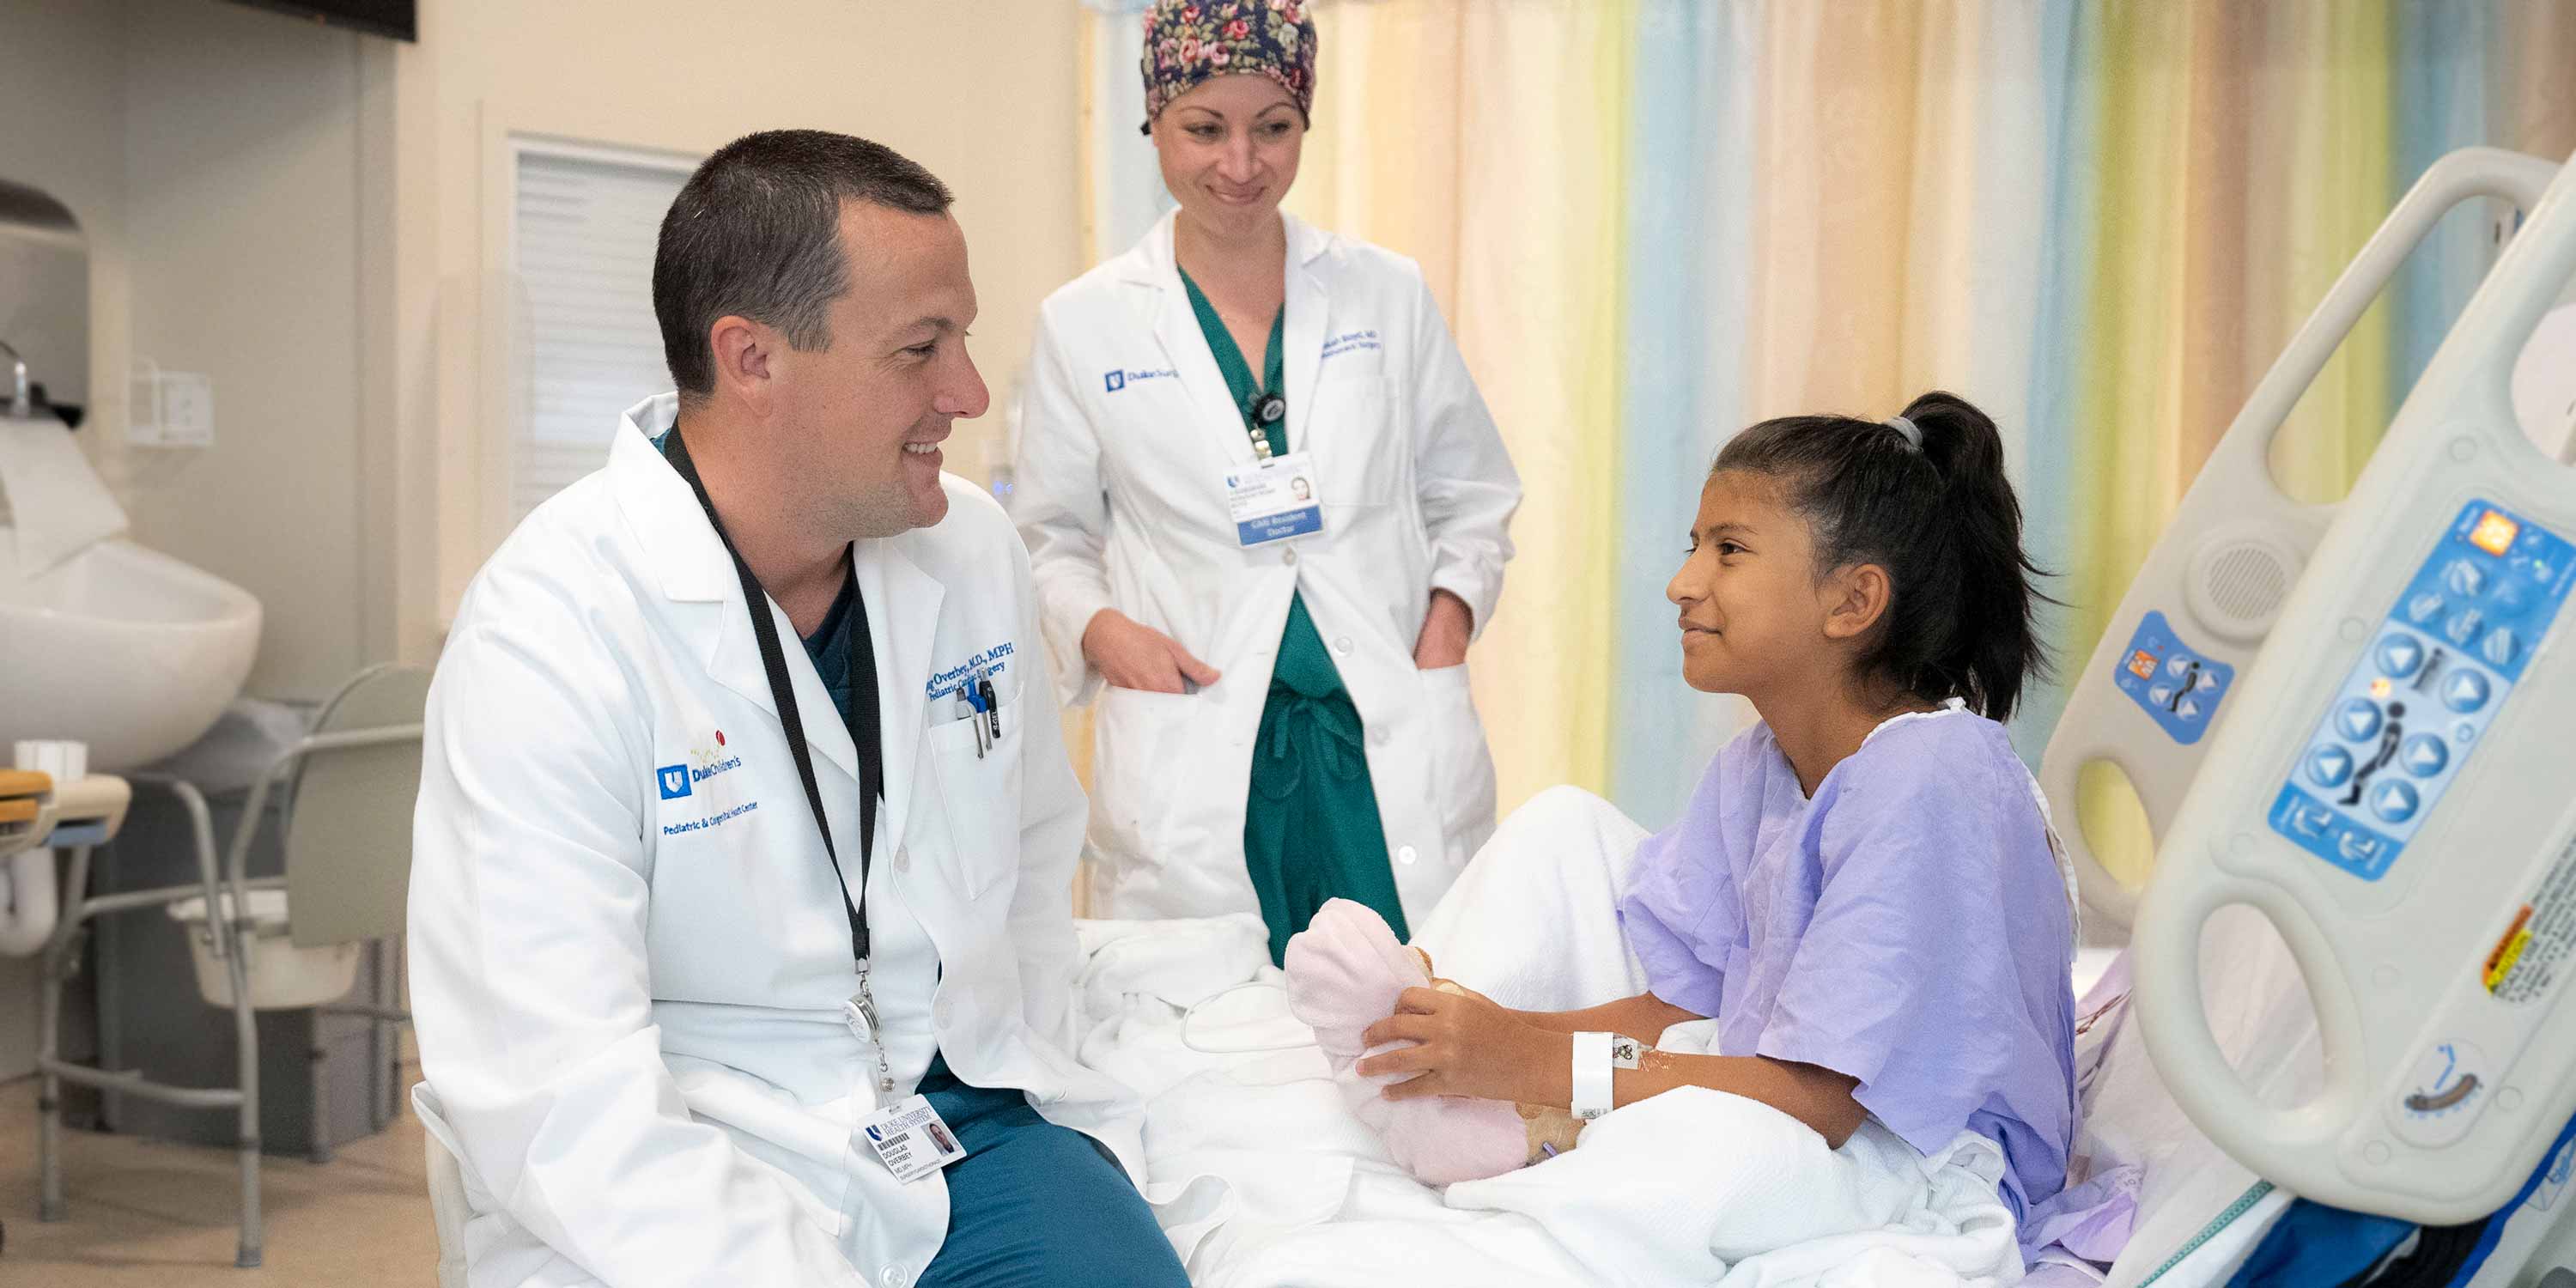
[2444,559,2486,598]
[2338,829,2389,871]
[2401,735,2449,778]
[2369,781,2421,824]
[2444,607,2487,647]
[2378,635,2425,678]
[2405,592,2446,625]
[2287,798,2335,838]
[2308,746,2355,787]
[2482,628,2520,669]
[2492,580,2530,616]
[2336,699,2385,741]
[2444,670,2493,714]
[2113,611,2235,745]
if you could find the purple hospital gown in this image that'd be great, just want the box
[1618,708,2077,1218]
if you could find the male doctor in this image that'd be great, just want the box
[408,131,1188,1288]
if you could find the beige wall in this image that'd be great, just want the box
[411,0,1084,626]
[125,0,375,699]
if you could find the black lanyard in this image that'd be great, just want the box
[663,425,882,965]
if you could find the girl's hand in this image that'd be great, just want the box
[1357,987,1569,1106]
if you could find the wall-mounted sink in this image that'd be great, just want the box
[0,530,259,769]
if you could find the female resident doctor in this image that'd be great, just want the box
[1014,0,1521,963]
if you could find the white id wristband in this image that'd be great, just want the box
[1571,1031,1616,1121]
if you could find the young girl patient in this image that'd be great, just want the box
[1293,392,2079,1223]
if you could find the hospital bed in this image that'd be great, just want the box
[2041,138,2576,1286]
[412,148,2576,1285]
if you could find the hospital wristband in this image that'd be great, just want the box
[1571,1031,1616,1121]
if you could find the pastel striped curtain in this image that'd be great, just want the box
[1073,0,2576,872]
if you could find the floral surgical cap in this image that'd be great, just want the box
[1141,0,1318,134]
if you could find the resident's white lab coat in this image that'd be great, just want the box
[1014,211,1520,930]
[408,394,1138,1288]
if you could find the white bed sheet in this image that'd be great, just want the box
[1065,785,2344,1287]
[1069,787,2044,1287]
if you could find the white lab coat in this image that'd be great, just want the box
[1014,211,1520,930]
[408,395,1139,1288]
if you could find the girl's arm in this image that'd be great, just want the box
[1608,1050,1864,1147]
[1509,992,1703,1040]
[1362,988,1868,1148]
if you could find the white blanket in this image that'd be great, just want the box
[1072,787,2031,1287]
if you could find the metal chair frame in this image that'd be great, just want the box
[28,666,422,1269]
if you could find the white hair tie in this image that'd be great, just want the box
[1884,415,1923,450]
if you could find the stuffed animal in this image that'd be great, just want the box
[1283,898,1594,1183]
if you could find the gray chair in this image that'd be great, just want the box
[33,663,428,1268]
[279,661,432,1158]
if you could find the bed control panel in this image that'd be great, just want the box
[2115,611,2237,745]
[2269,500,2575,882]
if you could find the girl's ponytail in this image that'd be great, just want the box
[1899,392,2050,721]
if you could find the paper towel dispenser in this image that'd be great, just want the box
[0,177,88,430]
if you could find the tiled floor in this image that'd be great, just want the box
[0,1067,438,1285]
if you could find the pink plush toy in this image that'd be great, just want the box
[1283,899,1585,1184]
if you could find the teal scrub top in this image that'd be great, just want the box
[1178,268,1407,964]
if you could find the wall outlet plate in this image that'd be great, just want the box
[159,372,213,447]
[125,368,213,448]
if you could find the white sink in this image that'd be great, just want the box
[0,531,260,770]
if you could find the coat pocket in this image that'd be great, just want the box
[1085,685,1206,867]
[927,707,1025,900]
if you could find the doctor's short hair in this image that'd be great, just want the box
[1710,391,2055,722]
[653,129,953,403]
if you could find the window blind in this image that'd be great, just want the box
[509,146,690,525]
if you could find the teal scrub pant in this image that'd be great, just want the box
[914,1055,1188,1288]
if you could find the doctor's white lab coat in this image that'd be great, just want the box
[408,395,1139,1288]
[1013,211,1521,931]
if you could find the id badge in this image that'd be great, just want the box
[1219,452,1326,548]
[860,1095,969,1183]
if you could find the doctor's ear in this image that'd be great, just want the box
[1820,562,1893,641]
[706,314,778,411]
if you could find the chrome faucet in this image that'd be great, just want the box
[0,339,28,419]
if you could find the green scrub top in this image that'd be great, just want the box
[1178,268,1408,965]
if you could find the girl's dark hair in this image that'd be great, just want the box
[1710,391,2053,721]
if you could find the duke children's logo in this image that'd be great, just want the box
[1102,367,1177,394]
[656,729,743,800]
